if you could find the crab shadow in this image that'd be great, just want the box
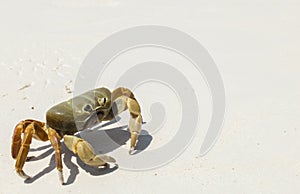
[24,118,152,185]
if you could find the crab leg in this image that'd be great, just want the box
[12,120,64,183]
[105,87,143,154]
[63,135,116,167]
[48,128,64,184]
[13,120,49,179]
[11,121,27,159]
[14,122,34,179]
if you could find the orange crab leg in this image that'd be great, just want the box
[12,120,64,183]
[11,122,24,159]
[11,120,33,159]
[48,128,64,184]
[15,122,34,179]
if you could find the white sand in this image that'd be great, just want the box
[0,0,299,193]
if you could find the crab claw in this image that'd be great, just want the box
[64,135,116,167]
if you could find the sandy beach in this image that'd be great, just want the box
[0,0,299,193]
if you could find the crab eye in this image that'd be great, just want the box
[83,104,93,112]
[98,97,107,106]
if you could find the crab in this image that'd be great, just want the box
[11,87,143,184]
